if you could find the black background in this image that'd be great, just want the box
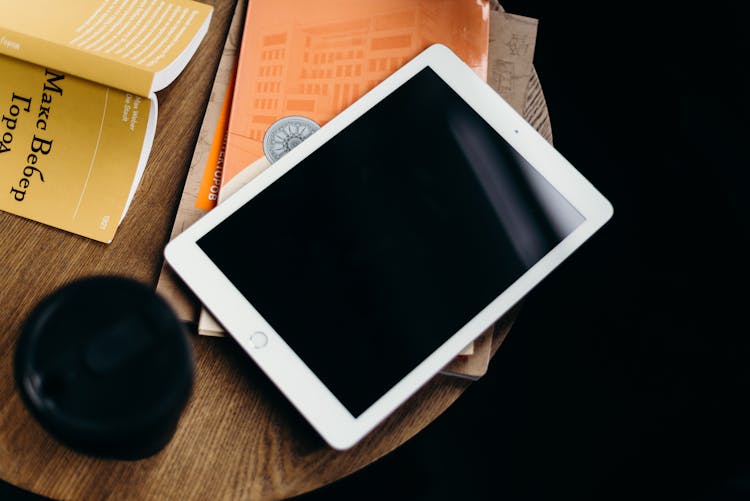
[2,2,748,500]
[300,1,750,500]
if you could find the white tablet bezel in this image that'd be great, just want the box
[165,44,613,449]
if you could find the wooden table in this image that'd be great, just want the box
[0,1,552,498]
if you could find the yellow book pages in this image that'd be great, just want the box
[0,0,213,96]
[0,53,156,243]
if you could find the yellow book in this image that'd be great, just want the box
[0,0,213,97]
[0,0,213,243]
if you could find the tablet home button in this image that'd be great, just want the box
[249,331,268,349]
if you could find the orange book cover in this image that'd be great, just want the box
[222,0,490,187]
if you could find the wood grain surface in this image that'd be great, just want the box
[0,1,552,498]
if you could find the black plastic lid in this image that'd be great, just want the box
[14,276,193,459]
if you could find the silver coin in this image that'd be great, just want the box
[262,115,320,163]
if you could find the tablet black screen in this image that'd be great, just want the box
[198,67,583,417]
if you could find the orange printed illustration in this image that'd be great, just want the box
[223,0,490,186]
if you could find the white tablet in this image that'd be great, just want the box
[165,44,613,449]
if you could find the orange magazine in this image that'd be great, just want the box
[221,0,490,186]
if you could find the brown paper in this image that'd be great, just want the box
[155,0,246,322]
[487,11,538,115]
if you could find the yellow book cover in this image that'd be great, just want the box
[0,0,213,97]
[0,53,156,243]
[0,0,213,242]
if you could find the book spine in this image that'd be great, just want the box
[0,27,153,97]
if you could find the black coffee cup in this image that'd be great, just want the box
[14,276,193,460]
